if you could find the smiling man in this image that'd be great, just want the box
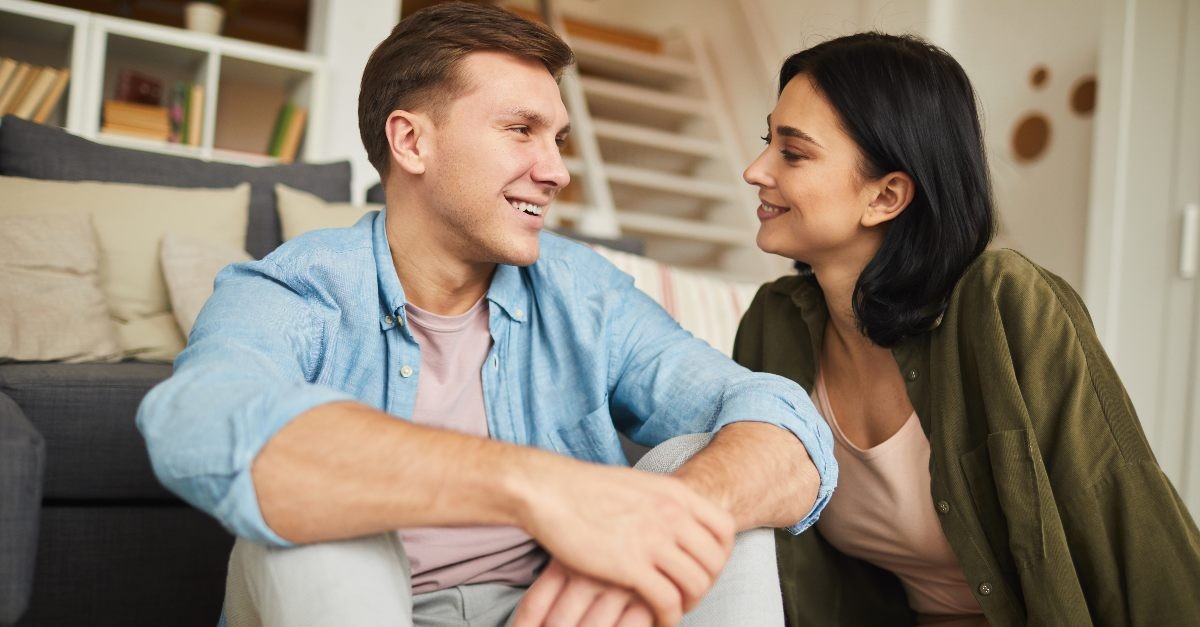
[137,3,835,626]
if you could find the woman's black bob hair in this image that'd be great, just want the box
[780,32,994,346]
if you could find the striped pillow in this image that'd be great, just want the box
[590,245,760,357]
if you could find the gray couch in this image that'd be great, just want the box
[0,115,645,626]
[0,115,353,627]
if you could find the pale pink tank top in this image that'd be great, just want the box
[812,370,983,619]
[397,298,546,594]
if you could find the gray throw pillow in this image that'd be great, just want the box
[0,115,351,259]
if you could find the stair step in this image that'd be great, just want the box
[616,211,749,246]
[579,76,709,117]
[605,163,738,201]
[571,36,696,86]
[591,119,721,158]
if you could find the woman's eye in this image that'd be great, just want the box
[781,150,806,163]
[760,134,771,144]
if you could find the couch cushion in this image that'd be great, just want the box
[0,362,172,500]
[0,115,351,259]
[0,214,121,363]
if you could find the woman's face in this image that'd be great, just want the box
[743,74,881,268]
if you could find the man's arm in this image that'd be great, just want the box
[673,421,820,531]
[255,401,733,627]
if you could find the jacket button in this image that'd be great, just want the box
[399,365,414,378]
[978,582,992,596]
[936,500,950,514]
[906,369,919,381]
[383,315,394,326]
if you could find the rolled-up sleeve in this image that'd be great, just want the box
[604,270,837,534]
[136,259,354,545]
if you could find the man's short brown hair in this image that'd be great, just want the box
[358,2,574,179]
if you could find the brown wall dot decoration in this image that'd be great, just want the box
[1071,76,1097,116]
[1013,113,1051,162]
[1030,65,1049,89]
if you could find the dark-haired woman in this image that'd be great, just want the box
[734,32,1200,626]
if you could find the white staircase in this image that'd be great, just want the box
[535,11,776,281]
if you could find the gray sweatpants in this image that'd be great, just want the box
[223,434,784,626]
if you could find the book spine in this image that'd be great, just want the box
[32,68,70,124]
[14,68,59,120]
[0,64,33,115]
[278,106,307,163]
[187,84,204,146]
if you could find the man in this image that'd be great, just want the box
[138,3,836,626]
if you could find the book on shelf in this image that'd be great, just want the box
[12,68,59,120]
[102,99,170,140]
[168,82,188,143]
[0,60,71,123]
[0,58,17,96]
[187,85,204,146]
[0,63,33,115]
[268,103,307,163]
[32,69,70,124]
[116,69,163,105]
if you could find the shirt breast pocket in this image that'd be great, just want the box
[550,400,620,465]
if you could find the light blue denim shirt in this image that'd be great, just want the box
[137,208,836,545]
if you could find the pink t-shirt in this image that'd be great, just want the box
[812,371,983,619]
[397,298,546,594]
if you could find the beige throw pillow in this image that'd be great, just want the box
[276,183,380,241]
[0,214,121,362]
[0,175,250,361]
[160,232,253,338]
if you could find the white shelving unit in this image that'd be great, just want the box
[0,0,326,167]
[540,13,776,280]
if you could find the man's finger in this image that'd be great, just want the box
[579,587,633,627]
[629,570,682,627]
[614,601,655,627]
[653,543,713,612]
[513,561,568,627]
[544,570,605,627]
[674,515,732,580]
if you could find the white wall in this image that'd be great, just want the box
[307,0,400,203]
[751,0,1100,289]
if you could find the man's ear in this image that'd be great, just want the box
[862,171,915,228]
[385,110,429,175]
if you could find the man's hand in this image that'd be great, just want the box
[513,559,654,627]
[512,460,735,626]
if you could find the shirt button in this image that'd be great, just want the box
[978,582,992,596]
[906,369,919,381]
[936,500,951,514]
[383,315,394,326]
[514,308,524,320]
[399,365,414,378]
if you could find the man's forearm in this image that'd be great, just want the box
[253,401,550,543]
[672,421,820,531]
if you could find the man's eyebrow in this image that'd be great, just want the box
[507,107,570,136]
[766,115,822,148]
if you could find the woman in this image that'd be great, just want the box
[734,32,1200,625]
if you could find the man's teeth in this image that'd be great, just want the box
[511,200,544,216]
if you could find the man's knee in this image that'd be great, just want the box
[225,534,413,627]
[633,432,714,474]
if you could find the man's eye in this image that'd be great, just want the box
[555,136,567,148]
[511,126,531,135]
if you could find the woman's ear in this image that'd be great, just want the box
[385,110,429,175]
[862,171,915,227]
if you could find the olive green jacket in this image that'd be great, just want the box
[733,250,1200,626]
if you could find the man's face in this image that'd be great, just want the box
[419,51,571,267]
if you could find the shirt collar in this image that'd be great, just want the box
[486,259,531,324]
[373,207,408,323]
[373,207,531,326]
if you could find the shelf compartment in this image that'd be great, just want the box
[213,55,313,158]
